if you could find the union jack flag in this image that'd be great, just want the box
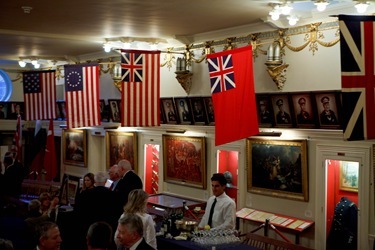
[122,52,143,82]
[339,15,375,140]
[208,54,236,94]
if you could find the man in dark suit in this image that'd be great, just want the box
[116,214,154,250]
[87,221,113,250]
[3,152,24,198]
[114,159,143,216]
[275,99,291,124]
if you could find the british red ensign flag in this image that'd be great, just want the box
[23,70,56,121]
[120,49,161,127]
[207,46,259,146]
[64,63,101,128]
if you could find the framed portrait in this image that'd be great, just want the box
[160,98,178,124]
[57,101,67,120]
[62,129,87,167]
[291,93,316,128]
[314,92,341,129]
[246,139,309,201]
[108,99,121,122]
[99,99,110,122]
[0,102,9,119]
[339,161,359,192]
[106,131,138,172]
[59,174,81,205]
[8,102,25,120]
[256,94,274,128]
[203,96,215,125]
[271,94,293,128]
[55,102,62,120]
[162,135,206,189]
[174,97,193,125]
[189,97,207,125]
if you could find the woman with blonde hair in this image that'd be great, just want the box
[115,189,157,249]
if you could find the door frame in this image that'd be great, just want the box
[316,143,372,249]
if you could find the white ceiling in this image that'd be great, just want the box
[0,0,374,70]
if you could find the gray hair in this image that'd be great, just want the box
[118,213,143,237]
[94,171,108,184]
[28,199,41,212]
[118,159,132,171]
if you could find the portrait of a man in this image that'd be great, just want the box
[315,93,340,127]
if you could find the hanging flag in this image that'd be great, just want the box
[43,119,57,181]
[207,46,259,146]
[11,115,22,162]
[120,49,161,127]
[29,120,47,180]
[64,63,100,128]
[339,15,375,140]
[23,70,56,121]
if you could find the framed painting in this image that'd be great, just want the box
[99,99,110,122]
[106,131,138,172]
[270,94,293,128]
[108,99,121,122]
[62,129,87,167]
[246,139,309,201]
[59,174,81,205]
[291,93,316,128]
[189,97,207,125]
[339,161,359,192]
[0,102,9,119]
[8,102,25,120]
[160,98,178,124]
[162,135,206,189]
[314,92,341,129]
[174,97,193,125]
[203,96,215,125]
[256,94,274,128]
[57,101,67,120]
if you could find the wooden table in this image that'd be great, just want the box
[236,207,314,244]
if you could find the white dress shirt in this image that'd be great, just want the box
[198,192,236,230]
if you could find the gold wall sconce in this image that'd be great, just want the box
[175,57,193,94]
[265,41,289,90]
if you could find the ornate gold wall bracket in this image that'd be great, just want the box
[175,71,193,94]
[265,63,289,90]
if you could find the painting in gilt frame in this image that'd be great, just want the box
[339,161,359,192]
[314,92,341,129]
[162,135,206,189]
[247,139,309,201]
[59,174,81,205]
[106,131,138,172]
[62,129,87,167]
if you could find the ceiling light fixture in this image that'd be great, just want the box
[31,59,38,65]
[103,43,111,53]
[314,0,329,12]
[18,60,26,67]
[355,1,369,13]
[280,4,293,15]
[287,16,299,26]
[34,63,41,69]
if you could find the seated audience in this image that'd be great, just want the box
[86,221,113,250]
[116,214,154,250]
[35,221,62,250]
[115,189,156,249]
[38,193,59,221]
[198,173,236,230]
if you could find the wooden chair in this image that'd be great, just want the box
[242,233,314,250]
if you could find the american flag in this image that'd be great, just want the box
[208,54,236,94]
[64,63,100,128]
[339,15,375,140]
[23,70,56,121]
[120,49,161,127]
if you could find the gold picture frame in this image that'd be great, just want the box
[106,131,138,172]
[339,161,359,192]
[162,135,206,189]
[62,129,87,167]
[246,139,309,201]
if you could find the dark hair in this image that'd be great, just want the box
[211,173,227,186]
[87,221,113,249]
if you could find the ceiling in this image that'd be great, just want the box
[0,0,374,70]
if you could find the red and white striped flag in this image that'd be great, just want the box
[64,63,100,128]
[44,119,57,181]
[23,70,56,121]
[120,49,160,127]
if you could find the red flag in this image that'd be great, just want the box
[339,15,375,140]
[11,114,22,161]
[207,46,259,146]
[44,119,57,181]
[120,49,161,126]
[64,63,100,128]
[23,70,56,121]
